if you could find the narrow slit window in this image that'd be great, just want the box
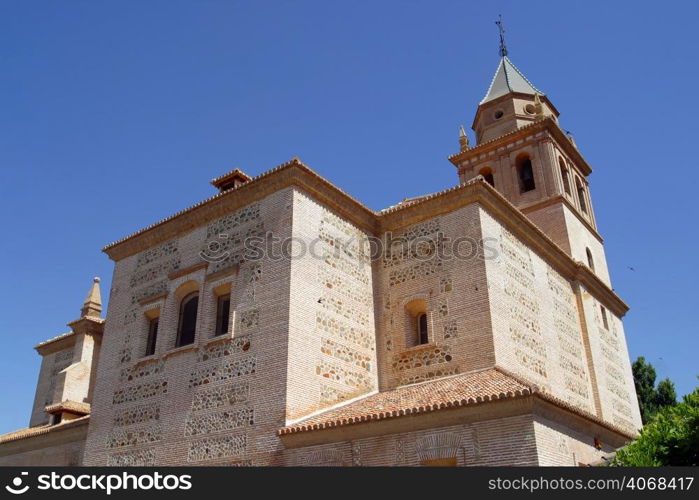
[600,306,609,330]
[417,313,429,345]
[215,294,231,336]
[145,318,159,356]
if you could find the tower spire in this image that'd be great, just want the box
[80,277,102,318]
[495,14,508,57]
[459,125,469,151]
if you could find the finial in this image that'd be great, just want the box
[81,276,102,318]
[458,125,470,151]
[495,14,508,57]
[533,93,544,119]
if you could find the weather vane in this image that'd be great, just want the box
[495,14,508,57]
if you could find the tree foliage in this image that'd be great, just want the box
[612,387,699,466]
[632,356,677,423]
[655,378,678,408]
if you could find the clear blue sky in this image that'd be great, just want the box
[0,1,696,434]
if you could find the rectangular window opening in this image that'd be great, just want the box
[145,318,159,356]
[601,306,609,330]
[215,295,231,336]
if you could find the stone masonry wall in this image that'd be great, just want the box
[70,181,637,466]
[0,437,84,466]
[83,188,295,465]
[533,415,617,466]
[481,207,597,415]
[376,204,494,391]
[282,414,538,466]
[481,206,640,434]
[579,289,642,433]
[286,189,378,421]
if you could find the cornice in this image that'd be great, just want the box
[44,400,90,416]
[35,316,105,355]
[35,332,76,356]
[449,117,592,176]
[103,158,377,261]
[65,317,105,341]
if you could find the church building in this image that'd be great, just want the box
[0,42,642,466]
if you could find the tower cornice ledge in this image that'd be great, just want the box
[448,117,592,176]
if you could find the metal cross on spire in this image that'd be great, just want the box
[495,14,508,57]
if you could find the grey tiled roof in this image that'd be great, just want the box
[481,56,543,104]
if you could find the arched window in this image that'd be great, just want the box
[576,178,588,214]
[559,157,571,195]
[516,154,536,192]
[405,298,429,348]
[478,167,495,188]
[176,292,199,347]
[586,247,595,271]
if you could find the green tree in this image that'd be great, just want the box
[632,357,677,423]
[612,387,699,466]
[632,356,659,423]
[655,377,677,409]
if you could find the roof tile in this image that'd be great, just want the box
[279,368,530,435]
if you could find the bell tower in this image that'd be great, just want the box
[450,20,613,286]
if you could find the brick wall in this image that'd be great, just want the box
[375,204,494,391]
[83,189,295,465]
[283,414,538,466]
[482,207,596,414]
[286,189,378,422]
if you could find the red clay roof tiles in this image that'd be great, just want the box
[279,368,531,435]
